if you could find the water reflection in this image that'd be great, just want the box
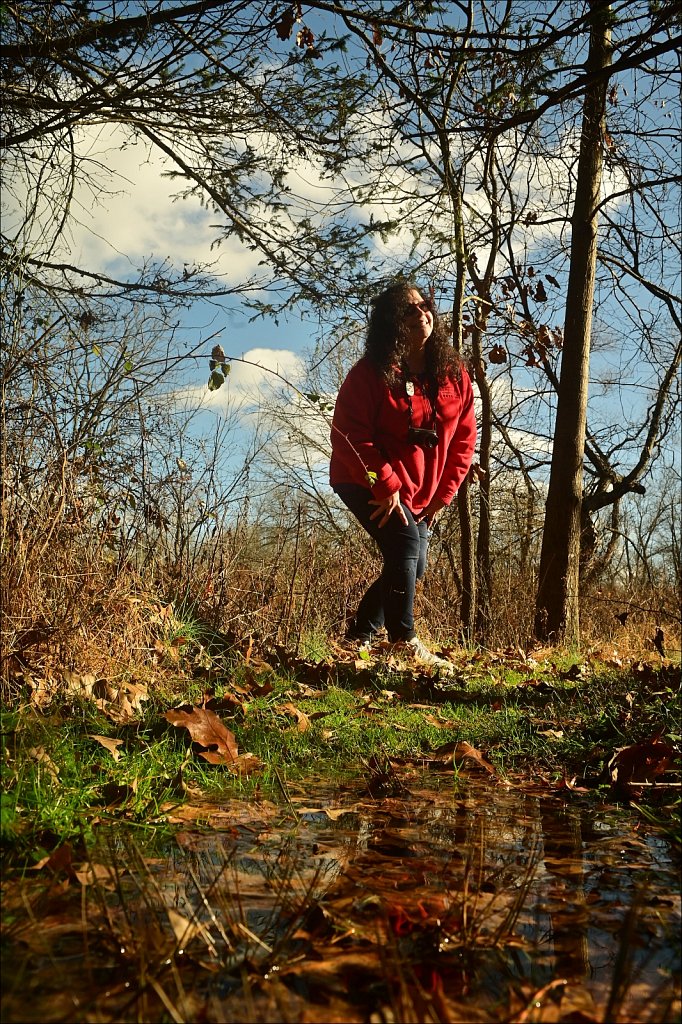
[1,773,679,1023]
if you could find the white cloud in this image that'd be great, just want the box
[67,127,267,281]
[2,122,265,283]
[172,345,336,469]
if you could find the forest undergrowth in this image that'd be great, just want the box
[2,527,680,858]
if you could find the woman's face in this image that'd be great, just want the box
[402,288,434,348]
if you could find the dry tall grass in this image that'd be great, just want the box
[2,480,678,702]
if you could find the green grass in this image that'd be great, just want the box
[2,651,679,860]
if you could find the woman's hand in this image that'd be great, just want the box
[369,491,408,528]
[418,497,446,527]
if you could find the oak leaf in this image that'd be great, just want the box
[165,706,237,757]
[73,862,119,890]
[165,706,262,774]
[275,8,295,40]
[27,745,60,780]
[31,843,75,875]
[277,701,310,732]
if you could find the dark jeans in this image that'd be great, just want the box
[334,483,429,642]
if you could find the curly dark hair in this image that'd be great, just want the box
[364,281,461,386]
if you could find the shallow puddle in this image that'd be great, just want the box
[2,770,680,1023]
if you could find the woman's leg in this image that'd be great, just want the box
[334,484,426,642]
[348,578,384,641]
[416,521,429,582]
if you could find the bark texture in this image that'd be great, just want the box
[534,2,613,643]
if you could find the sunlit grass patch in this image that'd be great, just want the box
[2,648,679,858]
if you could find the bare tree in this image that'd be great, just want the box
[534,1,613,642]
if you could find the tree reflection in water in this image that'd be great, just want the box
[1,775,679,1023]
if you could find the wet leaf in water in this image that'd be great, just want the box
[429,740,497,774]
[296,805,357,820]
[162,797,280,828]
[73,862,119,890]
[167,907,207,948]
[554,775,591,793]
[200,748,263,774]
[510,978,598,1023]
[4,775,679,1024]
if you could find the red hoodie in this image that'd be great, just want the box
[330,357,477,515]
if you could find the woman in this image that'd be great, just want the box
[330,281,477,669]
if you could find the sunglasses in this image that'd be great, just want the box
[404,300,430,317]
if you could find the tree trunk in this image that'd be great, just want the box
[457,479,477,642]
[471,329,492,640]
[534,2,612,644]
[451,176,477,643]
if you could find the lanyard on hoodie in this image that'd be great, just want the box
[402,365,438,430]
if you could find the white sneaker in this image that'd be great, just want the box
[391,636,454,673]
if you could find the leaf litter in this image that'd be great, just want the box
[4,647,680,1021]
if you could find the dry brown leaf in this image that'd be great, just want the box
[537,728,564,740]
[608,737,677,785]
[165,706,263,774]
[123,680,149,708]
[31,843,75,875]
[422,713,456,729]
[28,675,58,707]
[27,745,60,780]
[296,683,326,698]
[92,680,149,723]
[99,781,138,806]
[89,734,124,761]
[62,670,97,697]
[204,692,246,715]
[166,706,238,758]
[277,701,310,733]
